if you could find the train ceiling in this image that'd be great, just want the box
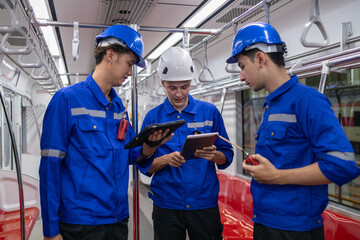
[0,0,291,87]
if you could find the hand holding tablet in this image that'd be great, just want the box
[180,132,219,159]
[124,120,186,149]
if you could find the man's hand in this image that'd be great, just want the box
[142,129,173,156]
[194,145,228,165]
[194,145,217,161]
[165,152,186,167]
[44,234,63,240]
[243,154,332,185]
[242,154,280,184]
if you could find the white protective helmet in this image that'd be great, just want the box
[157,47,195,81]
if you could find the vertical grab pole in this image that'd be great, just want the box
[318,61,330,94]
[0,89,25,240]
[130,23,140,240]
[132,67,140,240]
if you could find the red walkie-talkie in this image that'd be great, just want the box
[117,100,129,140]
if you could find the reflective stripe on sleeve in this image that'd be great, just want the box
[41,149,67,158]
[326,151,355,161]
[268,114,297,123]
[187,121,213,128]
[71,108,106,118]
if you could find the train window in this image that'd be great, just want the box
[2,96,12,169]
[322,68,360,210]
[241,89,267,157]
[238,68,360,210]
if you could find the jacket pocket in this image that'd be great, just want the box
[76,119,108,157]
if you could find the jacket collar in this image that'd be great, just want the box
[86,74,122,107]
[163,94,197,115]
[265,75,298,104]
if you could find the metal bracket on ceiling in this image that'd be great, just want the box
[182,28,190,52]
[340,21,353,51]
[263,0,271,24]
[72,22,80,61]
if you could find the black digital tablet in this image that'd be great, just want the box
[180,132,219,159]
[124,119,186,149]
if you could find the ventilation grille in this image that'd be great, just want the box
[189,35,207,47]
[216,0,283,24]
[100,0,158,25]
[0,0,14,10]
[0,27,28,47]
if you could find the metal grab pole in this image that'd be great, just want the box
[318,61,330,94]
[0,90,25,240]
[131,64,140,240]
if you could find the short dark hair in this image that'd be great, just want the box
[94,44,134,65]
[242,48,285,67]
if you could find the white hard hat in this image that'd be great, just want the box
[157,47,195,81]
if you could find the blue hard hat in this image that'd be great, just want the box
[95,25,146,68]
[226,22,285,63]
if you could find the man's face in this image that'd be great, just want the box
[236,53,264,92]
[111,51,137,87]
[162,80,191,111]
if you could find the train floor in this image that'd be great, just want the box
[29,182,154,240]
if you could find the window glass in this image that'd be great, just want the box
[323,69,360,209]
[2,97,11,168]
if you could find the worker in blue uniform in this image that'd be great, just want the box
[39,25,172,240]
[140,47,234,240]
[227,22,360,240]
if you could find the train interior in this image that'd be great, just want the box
[0,0,360,239]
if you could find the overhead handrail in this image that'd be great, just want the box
[31,67,51,80]
[225,22,241,74]
[198,41,215,82]
[156,85,167,96]
[288,52,360,79]
[318,61,330,94]
[72,22,80,61]
[225,63,241,74]
[0,27,34,55]
[17,47,43,68]
[0,0,20,33]
[0,88,26,240]
[289,59,303,76]
[300,0,329,48]
[36,80,56,86]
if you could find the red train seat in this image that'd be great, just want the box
[217,171,360,240]
[218,172,253,240]
[0,207,39,240]
[0,170,40,240]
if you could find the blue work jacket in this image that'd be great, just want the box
[252,75,360,231]
[141,95,234,210]
[39,75,147,237]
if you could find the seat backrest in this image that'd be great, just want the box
[218,172,253,220]
[322,209,360,240]
[0,169,40,212]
